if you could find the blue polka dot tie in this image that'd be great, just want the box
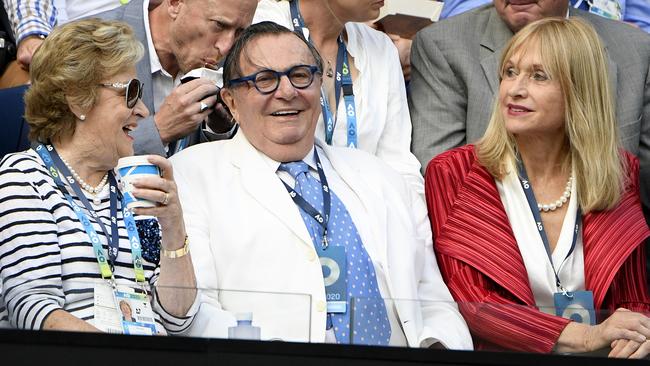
[279,161,391,346]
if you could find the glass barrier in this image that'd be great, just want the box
[0,278,311,342]
[1,278,650,359]
[348,296,650,358]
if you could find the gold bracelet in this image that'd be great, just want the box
[161,235,190,259]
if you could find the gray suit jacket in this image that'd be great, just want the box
[409,6,650,205]
[92,1,217,156]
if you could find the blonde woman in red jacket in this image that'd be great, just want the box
[425,17,650,358]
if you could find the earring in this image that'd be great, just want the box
[79,115,86,121]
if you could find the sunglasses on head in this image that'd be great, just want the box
[99,78,144,109]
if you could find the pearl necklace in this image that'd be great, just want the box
[59,156,108,205]
[538,176,572,212]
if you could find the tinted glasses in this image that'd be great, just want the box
[99,78,144,109]
[227,65,321,95]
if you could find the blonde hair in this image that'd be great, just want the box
[25,18,144,143]
[477,17,623,213]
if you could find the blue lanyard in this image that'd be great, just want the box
[516,159,581,292]
[35,145,146,283]
[281,149,332,249]
[289,0,358,148]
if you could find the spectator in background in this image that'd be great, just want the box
[2,0,165,70]
[94,0,257,156]
[0,18,197,334]
[439,0,649,32]
[253,0,424,195]
[172,21,472,348]
[426,18,650,357]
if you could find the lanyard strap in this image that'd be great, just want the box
[516,159,581,292]
[36,145,146,283]
[289,0,358,148]
[281,149,332,249]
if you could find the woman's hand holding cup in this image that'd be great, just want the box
[119,155,186,251]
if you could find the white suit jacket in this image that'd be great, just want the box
[170,132,472,349]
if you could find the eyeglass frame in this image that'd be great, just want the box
[226,64,321,95]
[98,78,144,109]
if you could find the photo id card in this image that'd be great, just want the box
[115,290,157,335]
[319,246,347,313]
[93,283,157,335]
[554,290,596,325]
[589,0,622,20]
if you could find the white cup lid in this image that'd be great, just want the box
[116,155,154,170]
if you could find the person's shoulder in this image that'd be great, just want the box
[621,149,640,177]
[171,140,228,169]
[417,4,494,41]
[347,22,389,45]
[0,149,50,190]
[346,22,397,59]
[0,149,43,173]
[576,10,650,49]
[430,145,476,167]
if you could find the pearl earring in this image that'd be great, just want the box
[79,115,86,121]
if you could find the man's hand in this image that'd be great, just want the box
[388,34,412,82]
[17,35,45,70]
[154,78,219,143]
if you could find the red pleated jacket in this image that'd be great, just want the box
[425,145,650,353]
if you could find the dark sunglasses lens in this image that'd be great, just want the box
[126,80,141,108]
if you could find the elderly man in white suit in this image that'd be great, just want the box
[170,21,472,349]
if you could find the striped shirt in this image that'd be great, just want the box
[3,0,129,44]
[0,149,195,333]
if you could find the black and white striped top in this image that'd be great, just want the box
[0,150,196,333]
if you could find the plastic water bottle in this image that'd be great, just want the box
[228,312,261,340]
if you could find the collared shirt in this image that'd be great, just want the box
[142,0,178,114]
[4,0,128,43]
[265,145,407,347]
[496,163,585,312]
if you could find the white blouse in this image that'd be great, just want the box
[496,164,585,313]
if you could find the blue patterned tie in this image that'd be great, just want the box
[279,161,391,346]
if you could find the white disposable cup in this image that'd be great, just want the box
[115,156,160,209]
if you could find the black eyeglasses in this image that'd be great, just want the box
[99,78,144,109]
[227,65,321,95]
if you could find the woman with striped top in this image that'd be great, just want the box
[426,19,650,357]
[0,19,197,334]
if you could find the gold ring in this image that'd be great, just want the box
[161,192,170,205]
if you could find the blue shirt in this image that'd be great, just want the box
[439,0,490,20]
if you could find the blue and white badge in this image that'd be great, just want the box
[589,0,622,20]
[115,290,157,335]
[554,290,596,325]
[319,246,347,313]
